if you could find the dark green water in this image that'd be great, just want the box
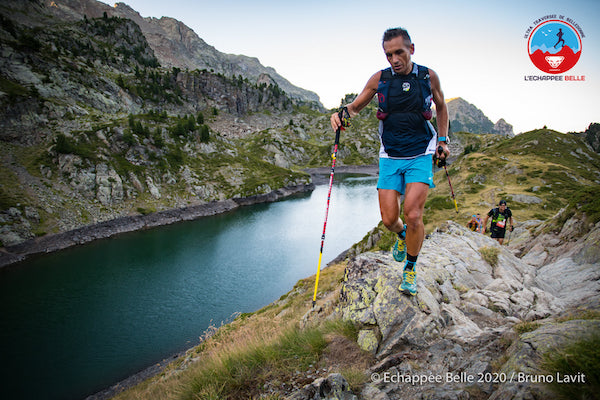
[0,176,379,400]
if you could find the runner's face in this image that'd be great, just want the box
[383,36,414,75]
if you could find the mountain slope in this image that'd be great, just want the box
[424,128,600,233]
[1,0,596,258]
[0,1,380,252]
[43,0,322,105]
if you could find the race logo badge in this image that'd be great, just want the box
[527,19,582,74]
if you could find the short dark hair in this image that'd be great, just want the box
[382,27,412,45]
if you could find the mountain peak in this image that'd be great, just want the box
[447,97,514,136]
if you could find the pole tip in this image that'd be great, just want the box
[311,300,316,308]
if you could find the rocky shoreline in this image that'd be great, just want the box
[0,183,315,268]
[0,165,379,268]
[305,164,378,184]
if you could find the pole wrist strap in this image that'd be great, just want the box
[339,106,351,128]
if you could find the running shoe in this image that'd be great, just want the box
[400,269,417,296]
[393,235,406,262]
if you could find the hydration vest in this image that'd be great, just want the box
[490,207,512,230]
[377,63,433,121]
[376,63,435,158]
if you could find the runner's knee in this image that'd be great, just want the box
[381,213,400,231]
[403,207,423,229]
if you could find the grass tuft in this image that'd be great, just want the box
[479,246,500,268]
[513,321,541,334]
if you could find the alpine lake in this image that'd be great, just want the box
[0,173,380,400]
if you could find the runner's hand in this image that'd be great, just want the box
[331,107,350,132]
[330,112,342,132]
[437,142,449,160]
[435,144,449,167]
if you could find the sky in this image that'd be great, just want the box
[98,0,600,134]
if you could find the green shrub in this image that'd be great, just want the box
[54,133,76,154]
[166,147,184,169]
[200,125,210,143]
[571,185,600,224]
[463,143,480,155]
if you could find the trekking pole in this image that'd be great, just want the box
[436,146,459,214]
[312,113,345,308]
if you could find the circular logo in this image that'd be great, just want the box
[527,20,582,74]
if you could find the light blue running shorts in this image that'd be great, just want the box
[377,154,435,194]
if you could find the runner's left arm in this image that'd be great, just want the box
[429,68,449,158]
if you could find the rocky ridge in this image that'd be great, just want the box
[297,216,600,400]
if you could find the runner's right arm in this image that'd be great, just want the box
[482,214,490,233]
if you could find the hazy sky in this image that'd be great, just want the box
[99,0,599,134]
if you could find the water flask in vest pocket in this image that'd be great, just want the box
[376,92,388,120]
[377,108,388,120]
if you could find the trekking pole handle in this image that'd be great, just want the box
[435,145,446,168]
[335,106,350,145]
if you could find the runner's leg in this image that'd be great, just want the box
[403,182,429,256]
[378,188,404,233]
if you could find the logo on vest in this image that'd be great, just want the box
[524,16,583,75]
[402,82,410,92]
